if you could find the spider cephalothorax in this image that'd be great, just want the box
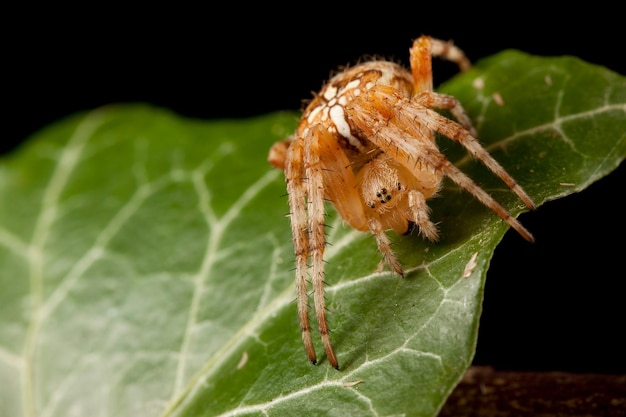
[268,36,535,369]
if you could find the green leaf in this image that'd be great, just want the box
[1,50,624,417]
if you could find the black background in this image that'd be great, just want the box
[5,6,624,374]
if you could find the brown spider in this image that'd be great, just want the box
[268,36,535,369]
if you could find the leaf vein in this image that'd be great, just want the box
[22,109,106,417]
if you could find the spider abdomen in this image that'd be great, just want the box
[300,61,414,155]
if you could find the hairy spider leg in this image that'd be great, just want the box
[413,92,536,210]
[291,124,413,369]
[284,137,316,365]
[410,36,471,95]
[408,36,535,236]
[302,125,340,369]
[410,36,477,137]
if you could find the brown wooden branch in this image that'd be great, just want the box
[439,366,626,417]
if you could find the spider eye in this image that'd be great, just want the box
[397,182,402,190]
[367,202,376,208]
[380,194,392,204]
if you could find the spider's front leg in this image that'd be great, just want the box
[298,125,409,369]
[302,126,340,369]
[413,92,535,210]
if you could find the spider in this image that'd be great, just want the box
[268,36,535,369]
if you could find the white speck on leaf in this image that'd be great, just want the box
[462,253,479,278]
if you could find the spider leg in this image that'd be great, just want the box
[284,137,317,365]
[347,86,535,242]
[411,96,536,210]
[414,90,477,137]
[409,36,476,136]
[409,37,533,210]
[367,216,404,275]
[304,125,339,369]
[409,36,471,95]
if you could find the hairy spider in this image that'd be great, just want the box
[268,36,535,369]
